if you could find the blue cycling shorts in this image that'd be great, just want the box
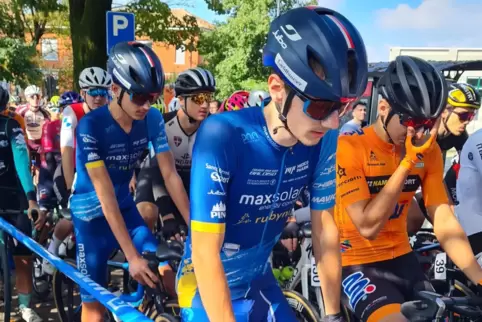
[179,271,297,322]
[71,197,156,303]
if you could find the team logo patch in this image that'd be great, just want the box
[342,271,376,309]
[173,136,182,147]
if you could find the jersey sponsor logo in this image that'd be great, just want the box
[313,179,336,189]
[132,138,147,146]
[476,143,482,160]
[105,151,143,162]
[254,209,292,224]
[342,271,376,309]
[81,134,97,144]
[311,193,335,204]
[109,143,126,149]
[366,175,420,194]
[247,178,277,186]
[285,166,295,174]
[208,190,225,196]
[211,202,226,219]
[249,168,278,177]
[327,152,336,162]
[367,151,386,166]
[235,213,252,225]
[284,161,308,175]
[0,140,7,148]
[239,187,301,206]
[176,153,191,167]
[282,173,308,184]
[173,136,182,147]
[87,152,100,161]
[105,124,115,133]
[337,165,347,178]
[211,171,229,183]
[222,243,240,257]
[338,176,362,188]
[12,127,23,133]
[14,133,26,147]
[241,132,260,144]
[320,164,335,176]
[390,200,409,220]
[205,163,230,176]
[62,117,72,128]
[274,53,307,92]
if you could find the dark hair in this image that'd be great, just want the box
[353,100,367,108]
[211,100,221,107]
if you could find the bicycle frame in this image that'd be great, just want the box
[283,237,325,317]
[107,259,171,305]
[0,216,151,322]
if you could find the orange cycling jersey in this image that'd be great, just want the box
[335,125,448,266]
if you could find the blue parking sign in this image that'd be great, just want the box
[106,11,135,55]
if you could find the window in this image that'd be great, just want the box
[175,45,185,65]
[41,38,58,61]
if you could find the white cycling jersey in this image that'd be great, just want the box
[455,128,482,236]
[60,104,83,148]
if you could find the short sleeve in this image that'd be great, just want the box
[146,108,169,154]
[310,130,337,210]
[422,144,449,207]
[190,116,236,234]
[60,106,78,148]
[335,136,371,207]
[76,116,104,168]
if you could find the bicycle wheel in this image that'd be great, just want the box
[0,231,11,322]
[283,290,320,322]
[53,258,82,322]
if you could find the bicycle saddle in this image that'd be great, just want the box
[155,239,183,263]
[298,222,312,238]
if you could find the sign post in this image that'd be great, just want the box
[106,11,135,55]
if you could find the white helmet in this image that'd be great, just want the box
[79,67,112,89]
[24,85,41,97]
[248,90,269,107]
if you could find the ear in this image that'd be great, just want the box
[268,74,286,105]
[377,99,390,117]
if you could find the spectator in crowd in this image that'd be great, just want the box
[340,101,367,134]
[209,100,221,115]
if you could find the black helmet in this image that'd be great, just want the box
[175,68,216,96]
[378,56,447,119]
[108,41,165,94]
[0,86,10,112]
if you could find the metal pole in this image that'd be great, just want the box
[276,0,280,16]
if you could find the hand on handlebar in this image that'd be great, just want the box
[280,220,299,252]
[128,255,159,289]
[162,217,186,243]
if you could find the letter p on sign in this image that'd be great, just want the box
[106,11,135,55]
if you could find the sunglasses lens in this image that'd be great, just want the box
[459,112,475,121]
[191,93,213,105]
[401,117,434,129]
[304,100,343,120]
[130,93,158,106]
[88,88,109,97]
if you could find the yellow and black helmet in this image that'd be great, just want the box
[447,83,481,109]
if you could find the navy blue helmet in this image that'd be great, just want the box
[263,6,368,102]
[108,41,165,94]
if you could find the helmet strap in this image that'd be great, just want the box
[82,92,93,112]
[442,109,453,136]
[382,109,396,144]
[182,97,197,124]
[273,90,296,139]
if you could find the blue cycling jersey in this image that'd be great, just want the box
[177,107,337,308]
[71,106,169,221]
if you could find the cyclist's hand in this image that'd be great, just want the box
[280,221,299,252]
[34,210,47,230]
[129,174,136,195]
[162,217,183,242]
[401,118,441,170]
[323,313,346,322]
[128,255,158,289]
[27,201,41,227]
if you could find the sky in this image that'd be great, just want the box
[117,0,482,62]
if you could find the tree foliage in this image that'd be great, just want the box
[199,0,315,98]
[126,0,200,52]
[0,38,42,87]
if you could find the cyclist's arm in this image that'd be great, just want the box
[309,130,340,315]
[60,106,77,190]
[190,117,236,322]
[337,137,409,240]
[8,119,36,202]
[426,144,482,284]
[148,108,190,223]
[77,118,140,261]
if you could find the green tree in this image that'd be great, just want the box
[199,0,314,98]
[0,38,42,87]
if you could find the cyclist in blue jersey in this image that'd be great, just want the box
[176,6,368,322]
[70,42,189,321]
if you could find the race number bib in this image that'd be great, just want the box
[434,252,447,280]
[310,255,320,287]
